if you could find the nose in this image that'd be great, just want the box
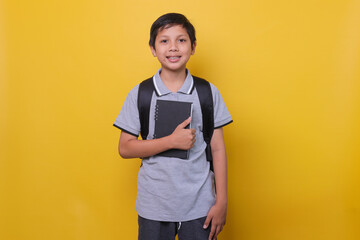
[169,41,179,52]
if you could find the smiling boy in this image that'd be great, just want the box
[113,13,232,240]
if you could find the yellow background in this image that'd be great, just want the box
[1,0,359,239]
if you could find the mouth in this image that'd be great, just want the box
[166,56,181,62]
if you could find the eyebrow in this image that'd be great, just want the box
[158,35,188,39]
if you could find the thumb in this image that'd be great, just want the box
[176,117,191,130]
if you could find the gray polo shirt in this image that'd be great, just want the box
[114,69,232,221]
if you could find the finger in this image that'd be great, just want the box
[203,215,212,229]
[212,226,221,239]
[209,224,216,240]
[214,225,222,239]
[191,132,196,140]
[176,117,191,130]
[190,130,196,141]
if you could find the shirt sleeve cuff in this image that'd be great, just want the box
[113,124,139,137]
[214,119,233,129]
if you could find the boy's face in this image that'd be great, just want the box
[150,25,196,73]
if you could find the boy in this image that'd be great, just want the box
[114,13,232,240]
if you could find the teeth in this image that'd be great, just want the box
[168,57,179,59]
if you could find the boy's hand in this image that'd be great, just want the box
[169,117,196,150]
[203,202,227,240]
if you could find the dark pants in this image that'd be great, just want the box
[138,215,212,240]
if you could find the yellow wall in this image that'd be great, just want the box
[1,0,359,239]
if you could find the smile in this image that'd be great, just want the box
[166,56,181,62]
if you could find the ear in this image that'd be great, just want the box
[150,45,157,57]
[191,41,197,55]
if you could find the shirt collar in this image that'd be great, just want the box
[152,69,195,96]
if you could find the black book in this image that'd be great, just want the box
[153,99,193,159]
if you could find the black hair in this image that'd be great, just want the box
[149,13,196,49]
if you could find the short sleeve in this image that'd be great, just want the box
[113,85,141,137]
[210,83,233,129]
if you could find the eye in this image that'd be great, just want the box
[179,39,186,42]
[160,39,168,43]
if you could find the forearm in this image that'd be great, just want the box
[119,133,173,159]
[212,147,228,205]
[211,128,228,205]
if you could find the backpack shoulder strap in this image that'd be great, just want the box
[193,76,215,171]
[138,77,154,140]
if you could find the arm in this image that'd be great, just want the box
[203,128,228,240]
[118,117,196,159]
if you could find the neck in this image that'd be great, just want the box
[159,68,187,92]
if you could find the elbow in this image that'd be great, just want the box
[118,142,126,158]
[118,133,139,159]
[118,138,130,158]
[118,147,130,159]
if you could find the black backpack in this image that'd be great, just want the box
[137,76,215,171]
